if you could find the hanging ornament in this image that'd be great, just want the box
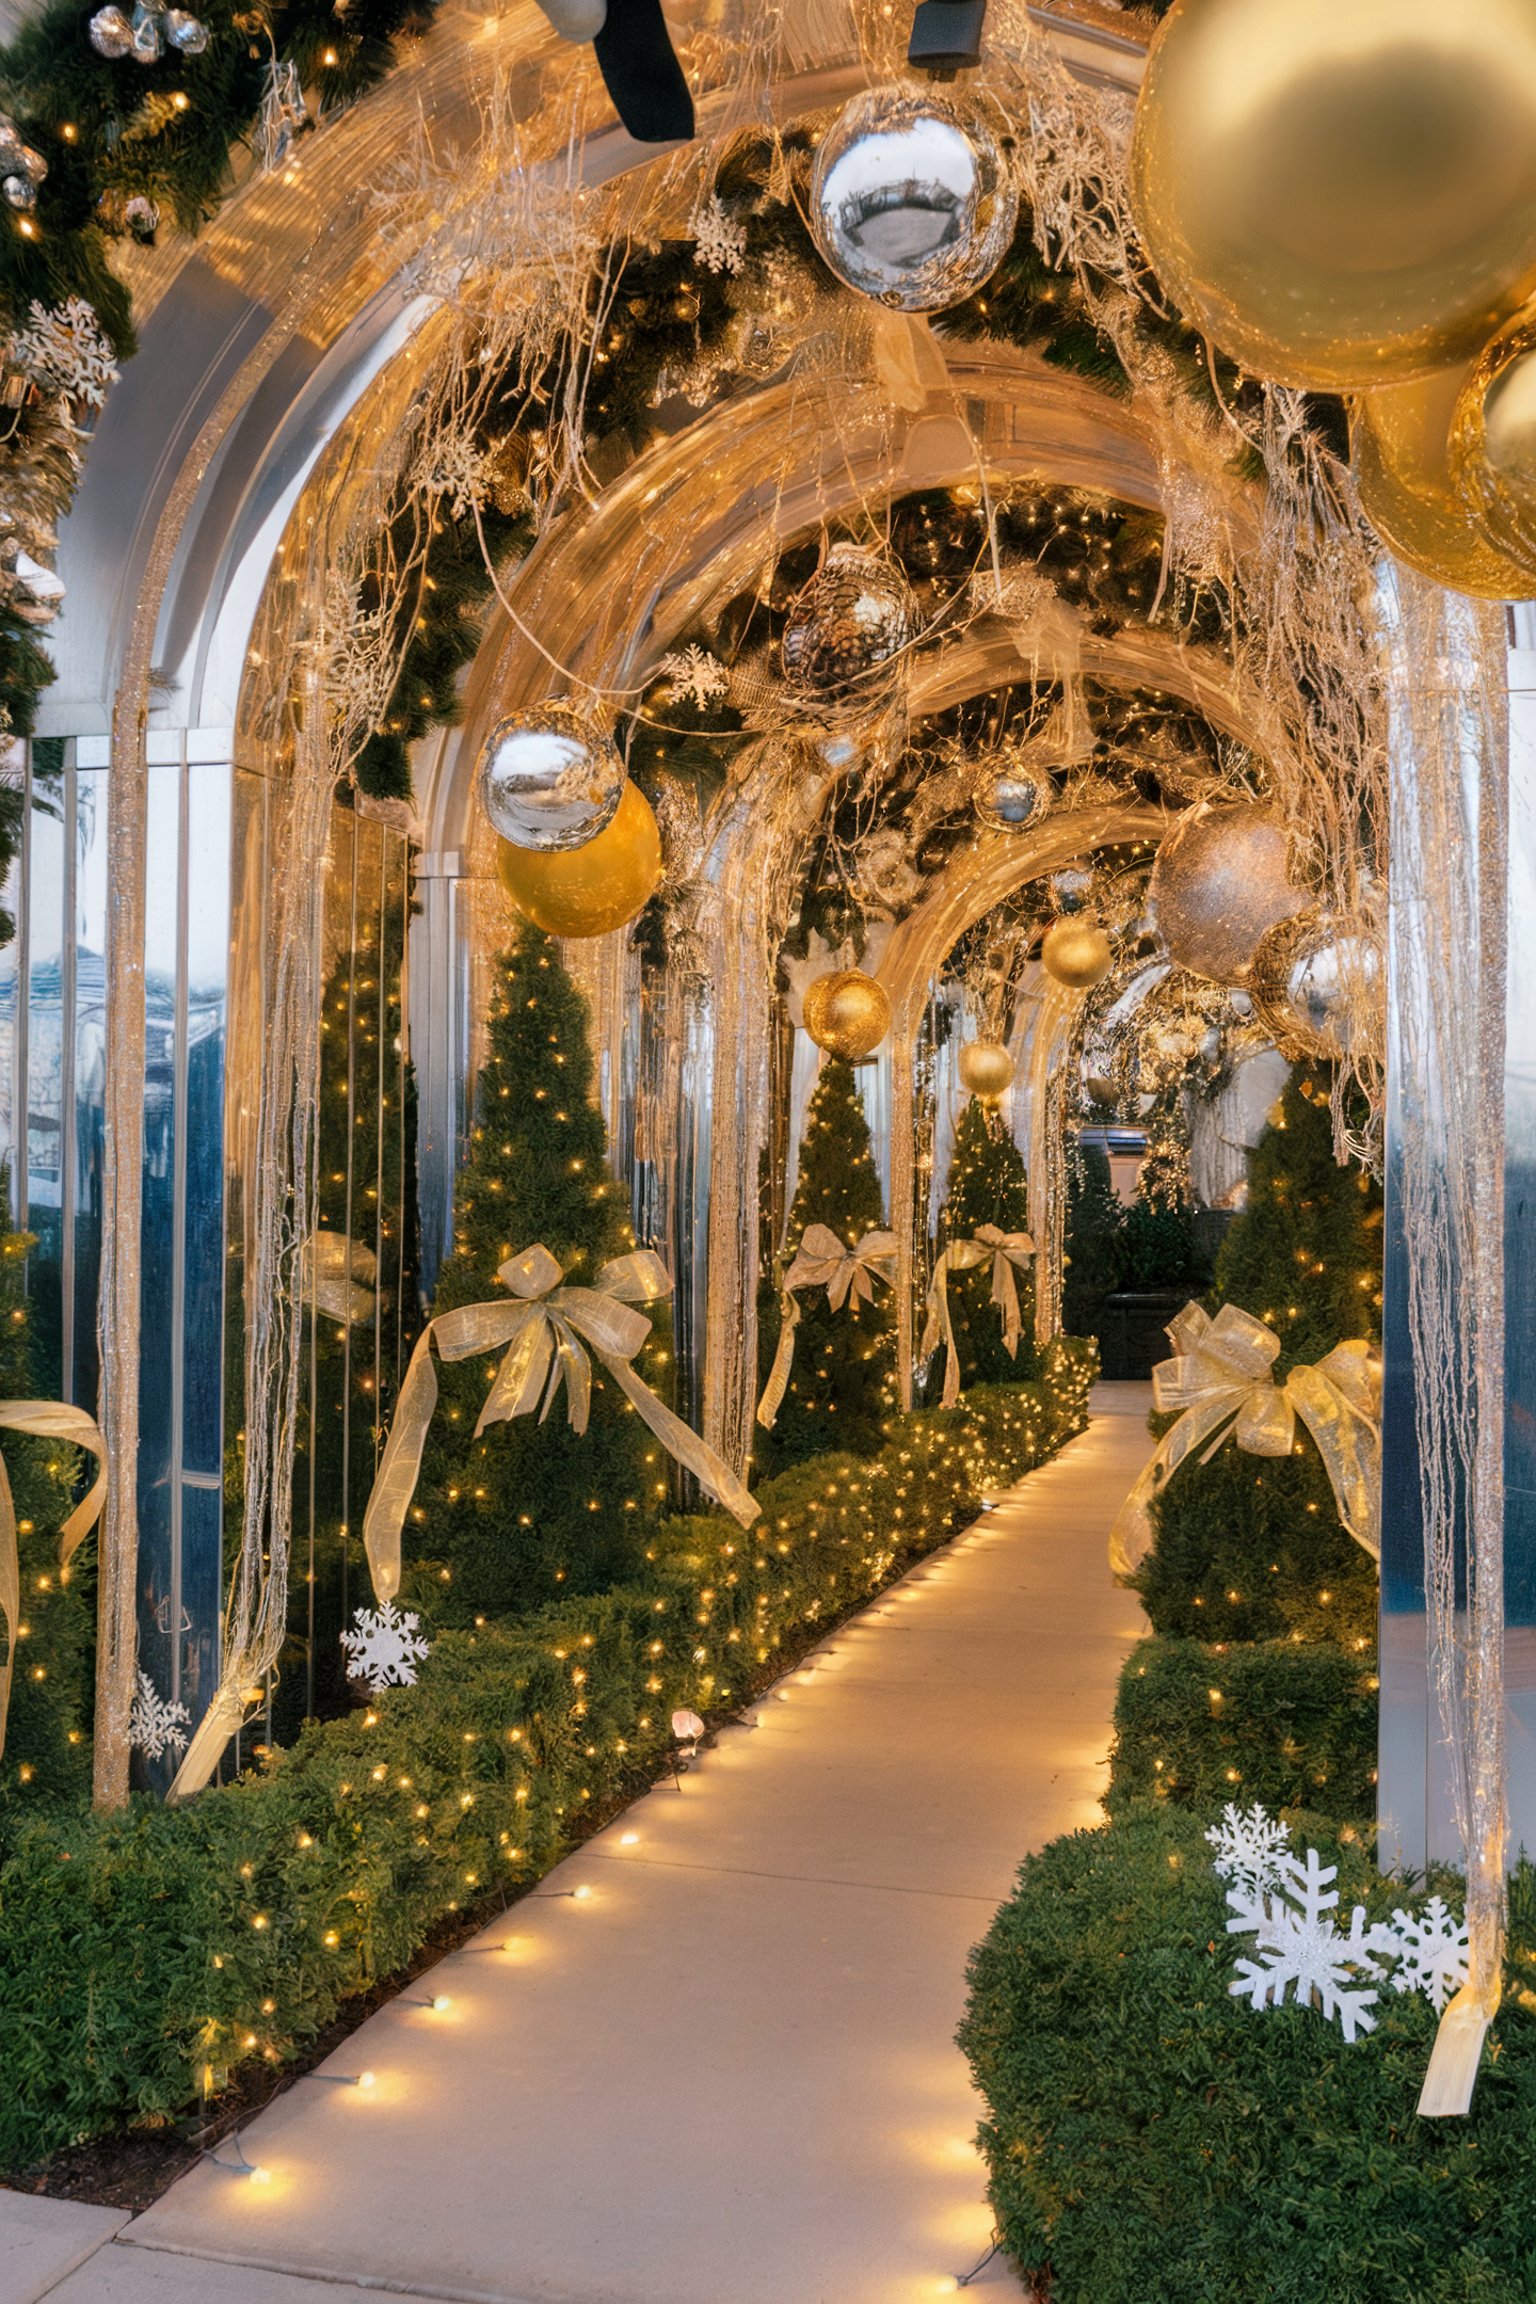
[88,5,135,53]
[781,542,915,699]
[1131,0,1536,389]
[1449,300,1536,570]
[0,119,46,212]
[1249,912,1383,1062]
[808,87,1018,315]
[1049,865,1095,915]
[802,967,891,1061]
[958,1039,1015,1099]
[1354,366,1536,598]
[1040,917,1113,990]
[494,779,662,938]
[478,703,625,853]
[254,55,307,170]
[92,0,210,62]
[1148,803,1303,985]
[975,767,1046,834]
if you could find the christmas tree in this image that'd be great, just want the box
[405,926,657,1621]
[936,1098,1039,1387]
[1062,1141,1125,1338]
[758,1058,895,1471]
[1136,1069,1383,1650]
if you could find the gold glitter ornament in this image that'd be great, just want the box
[494,780,662,938]
[1040,917,1114,990]
[802,968,891,1060]
[1131,0,1536,389]
[1148,802,1303,984]
[1450,299,1536,571]
[957,1039,1016,1099]
[1355,365,1536,598]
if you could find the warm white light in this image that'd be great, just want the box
[572,1885,593,1902]
[619,1830,639,1846]
[357,2070,376,2089]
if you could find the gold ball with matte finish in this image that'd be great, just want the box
[494,780,662,938]
[1040,918,1114,990]
[803,969,892,1061]
[1149,804,1302,985]
[1131,0,1536,389]
[957,1040,1016,1099]
[1355,365,1536,597]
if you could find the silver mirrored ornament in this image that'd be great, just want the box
[976,768,1045,833]
[88,5,134,53]
[476,703,626,854]
[1249,913,1383,1062]
[781,542,915,698]
[0,120,46,209]
[165,7,210,50]
[809,87,1018,314]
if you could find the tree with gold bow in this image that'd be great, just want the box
[933,1099,1039,1390]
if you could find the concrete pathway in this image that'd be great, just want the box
[7,1387,1152,2304]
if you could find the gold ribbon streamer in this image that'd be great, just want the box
[755,1224,898,1432]
[918,1229,1036,1411]
[301,1230,379,1327]
[1107,1302,1382,1579]
[0,1400,107,1758]
[365,1243,759,1602]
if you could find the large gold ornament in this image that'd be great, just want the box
[1040,917,1113,990]
[1249,911,1383,1062]
[957,1039,1015,1099]
[1450,300,1536,569]
[808,87,1018,315]
[781,543,915,700]
[1355,366,1536,597]
[1131,0,1536,389]
[494,779,662,938]
[802,967,891,1060]
[1148,803,1302,984]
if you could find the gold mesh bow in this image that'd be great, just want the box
[364,1243,759,1602]
[301,1230,379,1326]
[918,1227,1036,1410]
[0,1401,107,1757]
[755,1224,898,1432]
[1108,1301,1382,1578]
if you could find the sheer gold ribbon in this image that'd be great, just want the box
[1107,1302,1382,1578]
[364,1243,759,1601]
[301,1230,379,1326]
[918,1228,1036,1410]
[0,1401,108,1757]
[755,1224,898,1432]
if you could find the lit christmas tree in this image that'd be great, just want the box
[758,1058,895,1472]
[936,1098,1039,1387]
[1062,1141,1125,1339]
[407,926,658,1620]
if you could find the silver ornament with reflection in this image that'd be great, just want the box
[477,703,626,854]
[809,87,1018,315]
[782,543,915,697]
[976,769,1046,833]
[1250,913,1383,1062]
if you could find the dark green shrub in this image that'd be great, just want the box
[1062,1143,1123,1338]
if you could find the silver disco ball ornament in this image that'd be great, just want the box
[477,703,626,854]
[976,767,1046,834]
[1250,912,1383,1062]
[1148,802,1303,984]
[809,87,1018,314]
[781,542,915,698]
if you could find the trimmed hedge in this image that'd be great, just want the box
[961,1801,1536,2304]
[1106,1635,1379,1827]
[0,1342,1094,2168]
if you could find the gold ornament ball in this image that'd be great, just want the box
[1148,803,1302,985]
[958,1039,1016,1100]
[802,968,891,1061]
[1450,298,1536,571]
[1040,917,1114,990]
[494,779,662,938]
[1355,366,1536,597]
[1131,0,1536,390]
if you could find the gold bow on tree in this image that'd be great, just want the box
[919,1227,1035,1411]
[364,1243,759,1601]
[0,1401,107,1756]
[755,1224,898,1432]
[301,1230,379,1327]
[1107,1301,1382,1579]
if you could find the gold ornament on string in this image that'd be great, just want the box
[755,1225,898,1431]
[802,968,891,1060]
[1107,1302,1382,1579]
[1148,803,1303,985]
[494,780,662,938]
[1131,0,1536,390]
[1040,916,1113,990]
[1354,367,1536,599]
[957,1039,1015,1100]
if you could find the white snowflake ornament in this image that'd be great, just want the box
[1372,1895,1470,2015]
[690,194,746,277]
[11,296,119,410]
[1226,1846,1384,2044]
[341,1600,430,1695]
[658,644,729,709]
[130,1668,191,1762]
[1205,1801,1292,1895]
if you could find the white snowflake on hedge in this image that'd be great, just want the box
[1226,1846,1384,2043]
[341,1599,430,1694]
[129,1667,190,1762]
[1371,1895,1470,2015]
[658,643,729,709]
[690,193,746,276]
[1205,1801,1292,1895]
[11,297,118,409]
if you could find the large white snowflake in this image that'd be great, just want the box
[1371,1895,1470,2015]
[341,1600,430,1695]
[422,432,496,517]
[658,643,729,709]
[130,1668,190,1762]
[11,297,119,409]
[1206,1801,1292,1895]
[1226,1846,1384,2043]
[690,194,746,276]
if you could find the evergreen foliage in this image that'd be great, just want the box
[936,1098,1039,1387]
[1061,1142,1124,1338]
[407,927,656,1619]
[758,1059,894,1471]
